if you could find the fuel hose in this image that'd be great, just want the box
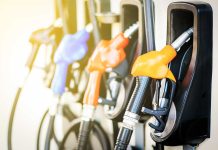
[114,28,193,149]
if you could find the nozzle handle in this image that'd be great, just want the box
[51,63,68,95]
[83,71,102,106]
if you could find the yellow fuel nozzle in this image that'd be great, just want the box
[131,27,193,82]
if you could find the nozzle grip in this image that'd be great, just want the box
[51,63,68,95]
[54,29,90,64]
[83,71,102,106]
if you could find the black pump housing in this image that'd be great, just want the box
[153,2,213,146]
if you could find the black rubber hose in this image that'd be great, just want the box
[37,110,49,150]
[8,87,22,150]
[37,106,77,150]
[94,121,111,150]
[112,121,119,145]
[115,76,151,149]
[114,127,133,150]
[60,118,111,150]
[37,110,60,150]
[44,115,55,150]
[77,120,93,150]
[8,43,41,150]
[155,143,164,150]
[126,77,151,113]
[60,118,92,150]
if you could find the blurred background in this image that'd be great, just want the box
[0,0,53,149]
[0,0,218,150]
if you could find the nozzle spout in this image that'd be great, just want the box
[123,22,139,38]
[171,27,193,51]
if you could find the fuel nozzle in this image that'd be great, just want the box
[51,23,93,95]
[131,27,193,82]
[83,22,139,106]
[87,22,139,73]
[171,27,193,51]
